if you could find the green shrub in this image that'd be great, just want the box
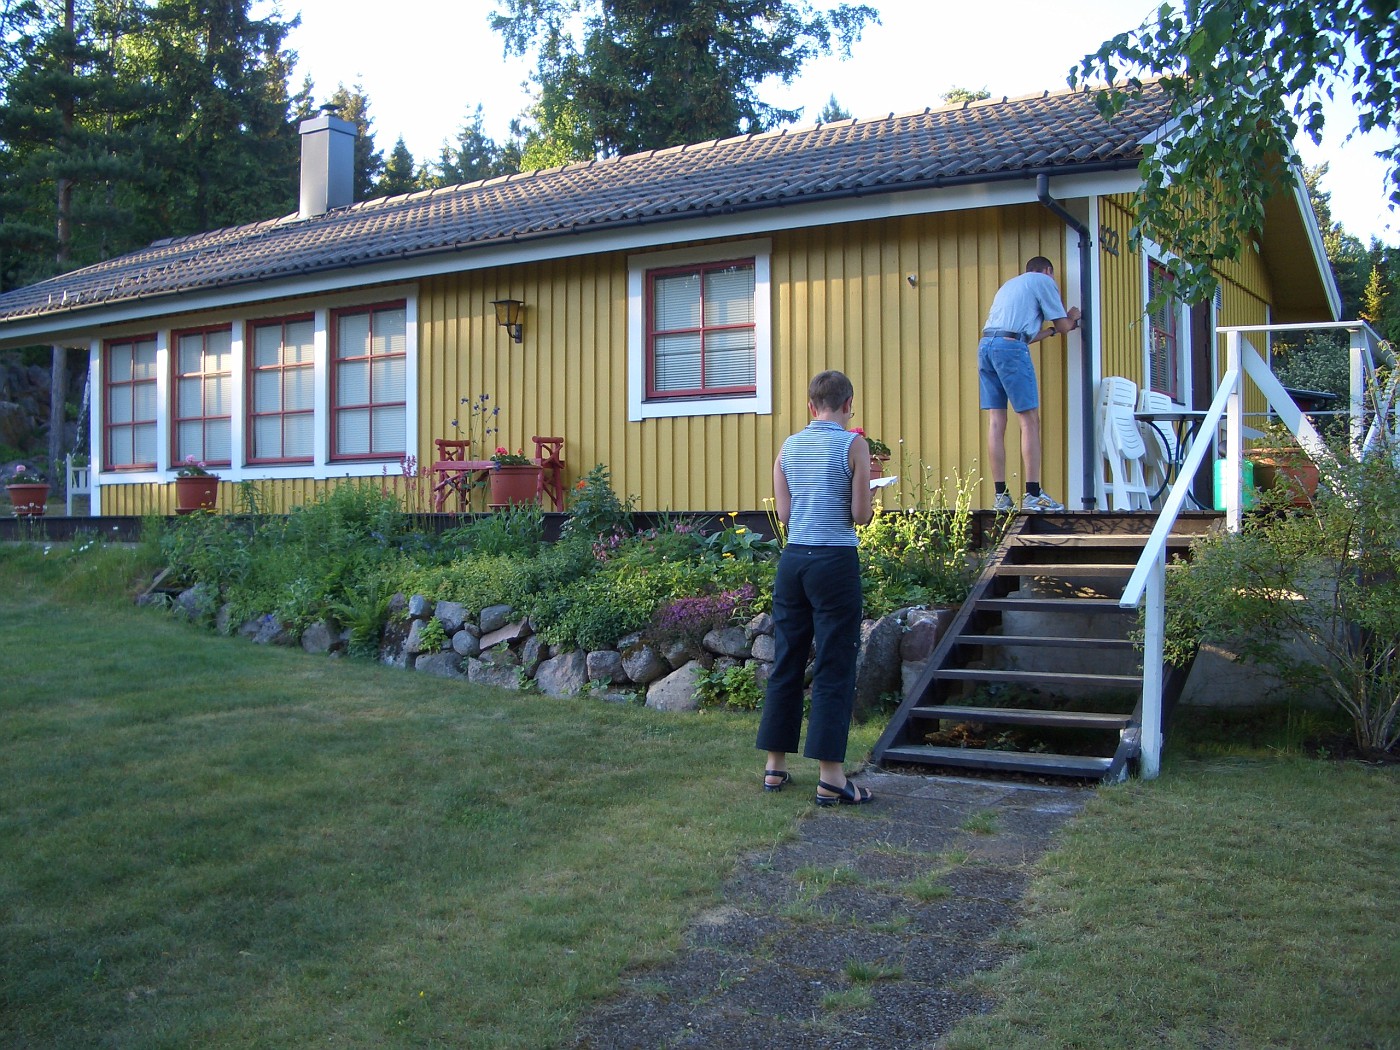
[438,503,544,559]
[858,465,990,616]
[696,663,764,710]
[1166,445,1400,754]
[560,464,634,542]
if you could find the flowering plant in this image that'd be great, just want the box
[176,455,215,477]
[852,427,890,457]
[491,446,533,467]
[4,463,47,486]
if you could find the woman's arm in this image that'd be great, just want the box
[849,435,873,525]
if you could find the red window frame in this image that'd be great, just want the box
[247,313,316,465]
[329,300,407,461]
[171,324,233,470]
[102,334,158,471]
[1147,260,1181,400]
[645,258,756,400]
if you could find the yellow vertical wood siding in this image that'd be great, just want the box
[414,205,1071,512]
[92,194,1299,517]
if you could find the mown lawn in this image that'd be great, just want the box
[3,540,1397,1049]
[0,542,808,1048]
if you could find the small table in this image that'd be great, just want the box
[1135,409,1209,507]
[430,459,495,512]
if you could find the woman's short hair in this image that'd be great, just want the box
[808,370,854,411]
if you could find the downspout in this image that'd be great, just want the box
[1037,174,1095,509]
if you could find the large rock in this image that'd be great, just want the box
[854,612,904,718]
[300,620,341,654]
[621,641,670,685]
[750,633,776,662]
[586,649,627,684]
[480,619,530,650]
[704,626,751,659]
[407,593,434,619]
[467,658,520,690]
[645,661,706,712]
[451,630,481,658]
[536,650,589,697]
[901,607,955,662]
[414,652,464,678]
[479,604,516,633]
[435,601,469,633]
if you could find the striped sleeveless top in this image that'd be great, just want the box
[780,420,859,547]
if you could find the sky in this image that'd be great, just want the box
[268,0,1398,247]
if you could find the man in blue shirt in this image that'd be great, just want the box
[978,256,1082,511]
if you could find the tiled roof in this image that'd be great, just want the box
[0,84,1172,326]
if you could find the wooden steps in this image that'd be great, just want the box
[872,511,1213,782]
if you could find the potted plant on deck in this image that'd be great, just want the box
[4,463,50,517]
[487,446,541,507]
[853,428,891,477]
[1244,424,1320,507]
[174,456,219,513]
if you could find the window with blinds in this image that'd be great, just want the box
[103,335,158,470]
[647,260,756,399]
[1147,259,1180,400]
[331,302,406,459]
[248,315,315,463]
[172,326,233,468]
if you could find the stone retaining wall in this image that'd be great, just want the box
[164,585,954,713]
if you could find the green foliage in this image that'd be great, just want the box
[1074,1,1399,307]
[491,0,879,158]
[439,503,545,558]
[327,576,394,659]
[857,465,991,616]
[701,513,781,565]
[696,662,764,711]
[561,463,634,542]
[1165,445,1400,753]
[416,616,448,653]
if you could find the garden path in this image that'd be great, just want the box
[572,770,1090,1049]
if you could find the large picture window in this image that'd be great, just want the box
[173,325,232,468]
[248,315,315,463]
[331,301,406,459]
[647,260,756,399]
[103,335,158,470]
[1147,259,1181,400]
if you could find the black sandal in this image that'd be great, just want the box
[815,779,873,807]
[763,769,793,792]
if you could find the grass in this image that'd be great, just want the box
[946,712,1400,1049]
[4,539,1399,1049]
[0,542,826,1048]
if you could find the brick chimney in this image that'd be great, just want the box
[298,110,356,219]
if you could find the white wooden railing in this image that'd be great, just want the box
[1120,320,1391,778]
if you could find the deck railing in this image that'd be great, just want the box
[1120,320,1391,777]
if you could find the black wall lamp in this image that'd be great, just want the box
[491,298,525,343]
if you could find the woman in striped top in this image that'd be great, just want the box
[757,370,875,807]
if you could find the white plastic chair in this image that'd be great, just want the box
[1100,402,1152,510]
[65,453,92,516]
[1136,389,1181,500]
[1094,377,1140,508]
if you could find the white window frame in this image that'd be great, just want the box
[89,289,418,487]
[1141,241,1191,405]
[627,239,772,421]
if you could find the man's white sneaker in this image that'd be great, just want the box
[1021,491,1066,512]
[992,491,1016,512]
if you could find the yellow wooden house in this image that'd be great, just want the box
[0,85,1338,516]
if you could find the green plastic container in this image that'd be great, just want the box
[1213,458,1257,510]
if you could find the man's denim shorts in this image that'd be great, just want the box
[977,336,1040,412]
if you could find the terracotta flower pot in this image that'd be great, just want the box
[870,455,889,479]
[487,464,542,507]
[1245,449,1319,507]
[175,475,219,513]
[6,483,50,517]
